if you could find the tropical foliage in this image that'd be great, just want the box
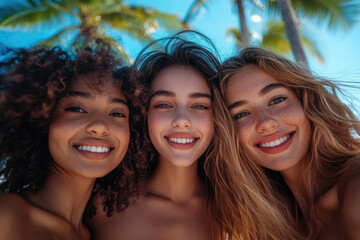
[0,0,182,61]
[184,0,360,64]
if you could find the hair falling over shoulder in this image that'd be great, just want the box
[206,79,306,239]
[218,47,360,238]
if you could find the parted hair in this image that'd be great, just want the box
[218,47,360,238]
[133,31,305,239]
[0,42,148,217]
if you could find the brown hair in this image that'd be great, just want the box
[134,32,305,239]
[219,47,360,238]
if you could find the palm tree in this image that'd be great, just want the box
[268,0,360,66]
[183,0,263,47]
[0,0,182,61]
[185,0,359,65]
[227,20,323,62]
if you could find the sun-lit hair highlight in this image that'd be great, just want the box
[219,47,360,238]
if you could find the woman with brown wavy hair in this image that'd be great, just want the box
[0,44,147,239]
[89,31,304,240]
[219,47,360,239]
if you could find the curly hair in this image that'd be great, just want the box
[0,43,148,217]
[218,47,360,238]
[133,31,305,239]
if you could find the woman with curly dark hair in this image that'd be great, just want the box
[89,31,305,240]
[0,44,147,239]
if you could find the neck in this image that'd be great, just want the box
[146,157,207,203]
[25,166,95,230]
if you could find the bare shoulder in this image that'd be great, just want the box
[338,173,360,239]
[0,193,32,240]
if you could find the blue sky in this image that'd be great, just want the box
[0,0,359,111]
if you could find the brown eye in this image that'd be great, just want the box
[109,112,126,118]
[64,107,87,113]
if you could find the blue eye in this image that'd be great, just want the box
[270,96,287,105]
[234,112,250,120]
[155,103,171,108]
[192,104,208,110]
[109,112,126,118]
[65,107,87,113]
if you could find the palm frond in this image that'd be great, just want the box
[226,27,243,47]
[38,25,79,46]
[0,2,66,29]
[268,0,360,30]
[100,5,181,41]
[182,0,212,24]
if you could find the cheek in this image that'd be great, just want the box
[235,121,253,147]
[147,111,164,139]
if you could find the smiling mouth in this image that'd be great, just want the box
[257,133,293,148]
[167,137,197,144]
[74,145,113,153]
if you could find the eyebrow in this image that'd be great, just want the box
[150,90,211,100]
[228,83,285,111]
[66,91,128,106]
[259,83,284,96]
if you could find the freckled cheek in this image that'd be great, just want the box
[235,122,253,147]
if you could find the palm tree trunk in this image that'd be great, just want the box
[236,0,250,47]
[275,0,308,66]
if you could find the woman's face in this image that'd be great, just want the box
[225,64,311,173]
[148,65,214,167]
[48,75,130,179]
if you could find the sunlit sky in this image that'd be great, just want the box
[0,0,359,110]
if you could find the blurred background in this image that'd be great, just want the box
[0,0,359,112]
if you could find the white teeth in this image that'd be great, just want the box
[259,134,291,148]
[168,137,196,144]
[76,145,111,153]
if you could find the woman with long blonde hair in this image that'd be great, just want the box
[219,47,360,239]
[89,31,304,240]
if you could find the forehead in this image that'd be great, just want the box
[151,65,210,93]
[226,65,278,94]
[69,74,125,99]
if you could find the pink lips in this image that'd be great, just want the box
[254,131,295,154]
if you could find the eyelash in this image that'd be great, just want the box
[154,103,172,109]
[234,112,250,120]
[65,107,87,113]
[269,96,287,105]
[109,112,126,118]
[192,104,208,110]
[65,107,126,118]
[233,96,287,120]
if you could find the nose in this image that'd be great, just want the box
[85,113,109,136]
[255,109,278,134]
[172,107,191,129]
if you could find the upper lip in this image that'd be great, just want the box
[253,131,294,146]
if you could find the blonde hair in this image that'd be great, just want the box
[206,81,305,239]
[218,47,360,238]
